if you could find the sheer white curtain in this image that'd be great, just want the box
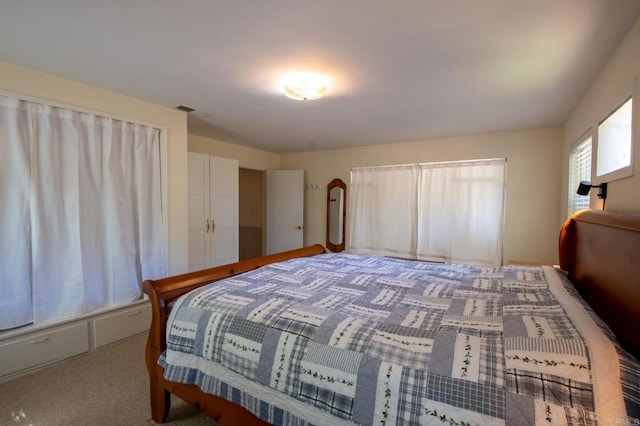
[0,95,165,330]
[0,97,33,329]
[349,165,418,258]
[348,159,506,266]
[416,159,506,266]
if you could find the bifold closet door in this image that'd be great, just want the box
[209,156,239,267]
[187,153,238,271]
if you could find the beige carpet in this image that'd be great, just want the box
[0,333,217,425]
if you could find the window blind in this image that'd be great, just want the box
[568,136,592,216]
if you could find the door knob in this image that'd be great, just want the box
[296,225,303,230]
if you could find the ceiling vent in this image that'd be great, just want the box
[175,105,211,118]
[175,105,195,112]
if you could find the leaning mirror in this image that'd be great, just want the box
[326,178,346,252]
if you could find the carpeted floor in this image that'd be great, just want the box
[0,333,217,425]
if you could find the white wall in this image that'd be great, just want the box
[189,134,280,171]
[0,16,635,285]
[0,61,189,275]
[562,17,640,215]
[281,128,563,265]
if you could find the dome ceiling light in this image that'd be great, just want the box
[283,74,329,101]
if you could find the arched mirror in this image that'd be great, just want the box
[326,178,346,252]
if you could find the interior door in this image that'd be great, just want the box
[266,170,304,255]
[187,153,210,272]
[210,156,239,267]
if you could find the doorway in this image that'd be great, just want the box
[239,168,264,260]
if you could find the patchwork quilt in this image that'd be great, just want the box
[161,253,640,425]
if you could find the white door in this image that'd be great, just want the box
[210,156,239,266]
[187,153,238,271]
[266,170,304,255]
[187,153,210,272]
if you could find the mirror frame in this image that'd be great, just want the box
[326,178,347,252]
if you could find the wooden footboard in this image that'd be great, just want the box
[142,244,326,424]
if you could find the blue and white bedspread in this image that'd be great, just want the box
[161,253,640,425]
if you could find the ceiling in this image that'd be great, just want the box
[1,1,640,154]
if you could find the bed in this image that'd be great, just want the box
[143,209,640,425]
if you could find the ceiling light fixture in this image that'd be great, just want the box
[283,74,329,101]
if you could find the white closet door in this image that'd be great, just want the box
[210,156,239,266]
[266,170,304,255]
[187,153,211,272]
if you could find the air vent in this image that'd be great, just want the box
[175,105,195,112]
[175,104,211,118]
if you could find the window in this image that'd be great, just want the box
[595,89,634,182]
[349,159,506,266]
[0,94,166,331]
[568,134,592,216]
[348,165,418,259]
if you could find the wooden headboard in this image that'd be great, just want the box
[559,209,640,360]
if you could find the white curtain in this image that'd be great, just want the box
[348,165,418,258]
[0,97,33,329]
[349,159,506,266]
[416,159,505,266]
[0,95,165,330]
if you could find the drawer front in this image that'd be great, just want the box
[92,303,151,348]
[0,322,89,377]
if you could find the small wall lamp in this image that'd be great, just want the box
[577,180,607,199]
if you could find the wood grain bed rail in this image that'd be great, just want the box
[142,244,326,423]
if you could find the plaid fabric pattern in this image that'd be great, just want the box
[503,266,545,281]
[396,368,426,425]
[160,254,640,425]
[504,304,582,340]
[425,373,505,418]
[479,336,504,387]
[280,334,312,396]
[272,316,319,339]
[506,370,594,411]
[201,313,235,362]
[391,307,445,331]
[463,277,504,292]
[563,405,597,426]
[539,312,582,340]
[227,316,268,341]
[619,351,640,418]
[196,290,259,314]
[162,361,314,425]
[368,335,433,366]
[166,329,196,353]
[340,318,380,353]
[221,346,260,378]
[298,382,354,419]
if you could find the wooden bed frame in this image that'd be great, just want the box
[559,209,640,360]
[143,210,640,424]
[142,244,325,424]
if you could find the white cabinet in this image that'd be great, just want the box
[92,303,151,348]
[0,300,151,382]
[188,153,239,271]
[0,323,89,377]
